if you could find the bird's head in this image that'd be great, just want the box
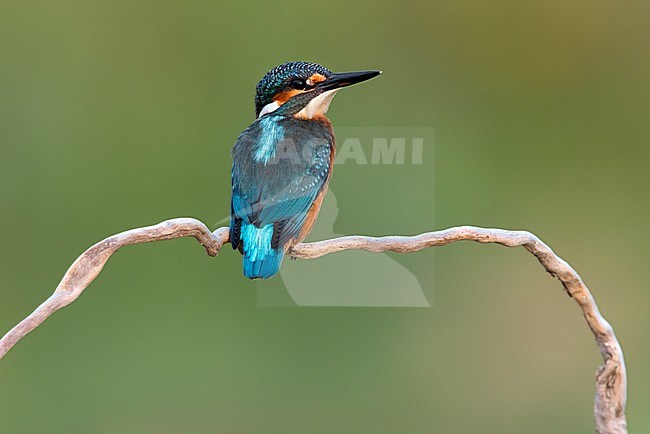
[254,61,381,119]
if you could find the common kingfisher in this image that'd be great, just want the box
[230,61,381,279]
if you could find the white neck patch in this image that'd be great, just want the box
[258,101,280,118]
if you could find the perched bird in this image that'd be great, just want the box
[230,61,381,279]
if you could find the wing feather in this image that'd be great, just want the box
[231,116,333,249]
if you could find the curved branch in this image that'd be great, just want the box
[0,218,229,360]
[292,227,627,434]
[0,220,626,433]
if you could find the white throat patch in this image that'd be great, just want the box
[296,89,339,119]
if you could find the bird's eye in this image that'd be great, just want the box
[290,78,307,90]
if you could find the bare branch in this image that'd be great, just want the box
[0,220,626,433]
[0,218,228,360]
[292,226,627,433]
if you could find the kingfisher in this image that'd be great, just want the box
[230,61,381,279]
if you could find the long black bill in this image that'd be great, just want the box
[318,70,382,91]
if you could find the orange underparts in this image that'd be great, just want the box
[296,187,328,244]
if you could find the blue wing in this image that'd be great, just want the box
[230,115,333,278]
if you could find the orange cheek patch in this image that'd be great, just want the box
[272,89,304,104]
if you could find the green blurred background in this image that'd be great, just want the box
[1,1,649,432]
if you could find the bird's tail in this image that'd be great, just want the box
[241,223,285,279]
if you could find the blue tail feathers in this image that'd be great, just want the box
[241,223,285,279]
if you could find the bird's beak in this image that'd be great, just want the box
[318,70,382,91]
